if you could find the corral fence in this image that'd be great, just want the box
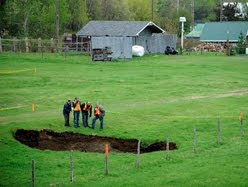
[0,37,91,56]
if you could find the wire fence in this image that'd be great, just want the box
[0,37,91,55]
[9,114,246,186]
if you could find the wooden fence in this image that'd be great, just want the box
[0,37,91,53]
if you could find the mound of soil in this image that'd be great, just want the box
[15,129,177,154]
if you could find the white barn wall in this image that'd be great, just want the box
[135,34,177,53]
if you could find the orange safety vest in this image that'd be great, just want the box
[83,103,90,111]
[74,102,81,111]
[95,107,100,115]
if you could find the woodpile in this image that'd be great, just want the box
[191,43,225,52]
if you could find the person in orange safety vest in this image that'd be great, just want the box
[81,101,92,127]
[91,102,105,130]
[72,97,81,128]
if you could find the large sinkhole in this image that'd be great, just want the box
[15,129,177,154]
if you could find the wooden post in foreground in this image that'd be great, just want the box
[240,112,244,136]
[32,160,35,187]
[70,150,73,182]
[105,144,109,175]
[193,128,196,153]
[136,140,141,168]
[217,119,221,144]
[166,136,170,160]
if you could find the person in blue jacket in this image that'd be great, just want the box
[63,99,72,126]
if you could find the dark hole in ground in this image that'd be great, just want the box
[15,129,177,154]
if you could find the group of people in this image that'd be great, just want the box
[63,97,105,130]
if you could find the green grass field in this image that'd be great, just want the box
[0,52,248,186]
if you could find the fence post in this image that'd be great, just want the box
[193,128,196,153]
[32,104,35,112]
[13,37,17,52]
[105,144,109,175]
[70,150,73,182]
[38,38,42,53]
[240,112,244,136]
[50,38,55,53]
[166,135,170,160]
[0,37,2,52]
[136,140,141,168]
[217,119,221,144]
[32,160,35,187]
[25,37,29,53]
[76,36,78,51]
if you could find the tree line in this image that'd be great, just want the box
[0,0,247,39]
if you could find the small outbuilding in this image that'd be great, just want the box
[76,21,177,59]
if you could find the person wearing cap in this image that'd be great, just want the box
[81,101,92,127]
[72,97,81,128]
[91,102,105,130]
[63,99,72,126]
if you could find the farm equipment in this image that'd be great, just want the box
[164,46,178,55]
[92,47,112,61]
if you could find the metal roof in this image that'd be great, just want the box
[186,24,205,38]
[200,21,248,42]
[76,21,165,37]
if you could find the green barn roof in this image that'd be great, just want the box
[186,24,205,38]
[200,21,248,42]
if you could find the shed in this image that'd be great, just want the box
[76,21,177,59]
[200,21,248,43]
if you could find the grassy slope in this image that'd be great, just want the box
[0,52,248,186]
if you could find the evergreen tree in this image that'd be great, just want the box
[237,32,246,54]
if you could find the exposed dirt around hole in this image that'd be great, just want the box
[15,129,177,154]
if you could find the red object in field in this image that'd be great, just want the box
[239,112,243,121]
[105,144,109,156]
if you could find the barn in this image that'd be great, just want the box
[76,21,177,59]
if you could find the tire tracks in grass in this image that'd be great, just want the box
[110,88,248,109]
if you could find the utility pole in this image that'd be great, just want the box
[152,0,154,21]
[220,0,223,21]
[177,0,179,15]
[56,0,59,51]
[191,0,195,30]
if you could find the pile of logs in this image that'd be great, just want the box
[191,43,225,52]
